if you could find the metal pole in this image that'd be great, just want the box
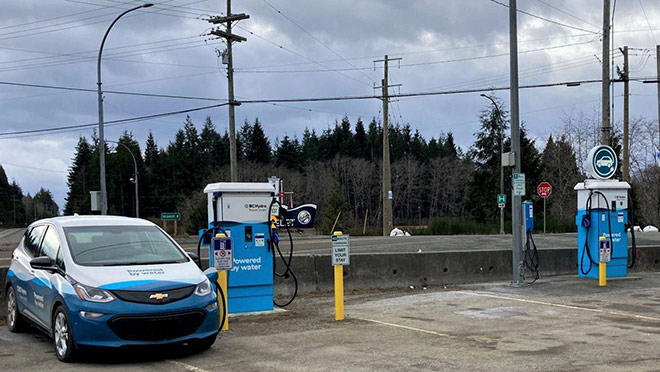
[657,45,660,150]
[481,94,505,235]
[543,197,546,234]
[227,0,238,182]
[509,0,524,285]
[601,0,611,144]
[106,140,139,218]
[382,55,393,236]
[97,3,152,215]
[622,46,629,182]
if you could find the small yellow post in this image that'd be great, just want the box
[215,233,229,331]
[174,220,178,236]
[333,231,344,321]
[598,236,607,287]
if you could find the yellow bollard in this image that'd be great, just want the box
[333,231,344,321]
[215,233,229,331]
[598,236,607,287]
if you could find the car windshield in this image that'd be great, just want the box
[63,225,188,266]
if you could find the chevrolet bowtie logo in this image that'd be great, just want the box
[149,293,169,300]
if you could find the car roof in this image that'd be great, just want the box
[32,215,156,229]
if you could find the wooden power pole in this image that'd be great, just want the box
[620,46,629,182]
[601,0,611,145]
[208,1,249,182]
[374,55,400,236]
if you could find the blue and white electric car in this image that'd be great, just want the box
[5,216,220,362]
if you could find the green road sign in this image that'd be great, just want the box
[161,212,181,221]
[513,173,526,196]
[497,194,507,204]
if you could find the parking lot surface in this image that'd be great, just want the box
[2,272,660,371]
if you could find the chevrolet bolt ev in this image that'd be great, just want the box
[5,216,220,362]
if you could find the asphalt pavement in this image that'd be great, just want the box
[2,272,660,371]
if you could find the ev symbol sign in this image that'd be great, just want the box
[587,145,617,179]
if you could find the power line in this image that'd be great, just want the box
[638,0,658,44]
[0,161,68,174]
[260,0,376,84]
[487,0,600,34]
[0,81,225,101]
[534,0,600,29]
[0,4,115,31]
[0,102,230,138]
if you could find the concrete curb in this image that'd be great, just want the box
[2,247,660,320]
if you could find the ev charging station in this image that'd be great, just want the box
[203,182,275,313]
[575,145,631,279]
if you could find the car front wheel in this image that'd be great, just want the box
[52,306,78,362]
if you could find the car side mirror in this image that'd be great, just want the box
[30,257,57,272]
[187,252,201,268]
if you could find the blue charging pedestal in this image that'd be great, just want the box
[575,179,630,279]
[202,182,275,314]
[523,201,533,232]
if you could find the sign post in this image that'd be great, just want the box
[537,182,552,234]
[161,212,181,236]
[331,232,350,321]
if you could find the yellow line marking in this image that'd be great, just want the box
[354,317,451,338]
[469,291,660,323]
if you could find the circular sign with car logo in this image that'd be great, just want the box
[587,145,617,179]
[297,210,312,225]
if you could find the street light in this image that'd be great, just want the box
[481,93,505,235]
[105,140,140,218]
[97,3,153,215]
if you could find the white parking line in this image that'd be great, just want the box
[353,317,451,338]
[166,359,211,372]
[468,291,660,323]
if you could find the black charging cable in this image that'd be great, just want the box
[268,198,299,308]
[523,230,539,284]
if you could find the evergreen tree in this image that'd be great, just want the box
[444,132,458,158]
[366,118,381,161]
[245,118,271,163]
[33,188,58,218]
[275,135,302,170]
[64,136,93,215]
[320,180,352,234]
[237,120,252,160]
[301,128,320,164]
[464,101,509,222]
[354,118,367,158]
[200,116,226,167]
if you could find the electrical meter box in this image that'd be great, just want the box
[203,182,276,313]
[574,179,630,279]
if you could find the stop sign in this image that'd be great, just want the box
[537,182,552,198]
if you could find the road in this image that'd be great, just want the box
[3,228,660,266]
[2,272,660,371]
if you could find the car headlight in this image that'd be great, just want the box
[74,283,115,303]
[194,278,212,297]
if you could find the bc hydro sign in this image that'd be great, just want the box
[587,145,617,179]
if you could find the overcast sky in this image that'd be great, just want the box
[0,0,659,210]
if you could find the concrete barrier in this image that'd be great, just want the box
[2,246,659,320]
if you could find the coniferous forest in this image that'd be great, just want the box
[13,101,656,235]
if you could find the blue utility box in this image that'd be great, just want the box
[574,180,630,279]
[523,201,534,232]
[203,182,276,314]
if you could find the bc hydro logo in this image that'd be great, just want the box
[587,145,617,179]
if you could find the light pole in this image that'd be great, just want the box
[97,3,152,215]
[481,94,505,235]
[106,140,139,218]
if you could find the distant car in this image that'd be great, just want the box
[5,216,219,362]
[596,156,614,169]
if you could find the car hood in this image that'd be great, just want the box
[69,261,206,291]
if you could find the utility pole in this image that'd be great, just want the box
[601,0,611,144]
[657,45,660,150]
[509,0,524,285]
[208,2,249,182]
[11,196,17,225]
[374,55,401,236]
[619,46,629,182]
